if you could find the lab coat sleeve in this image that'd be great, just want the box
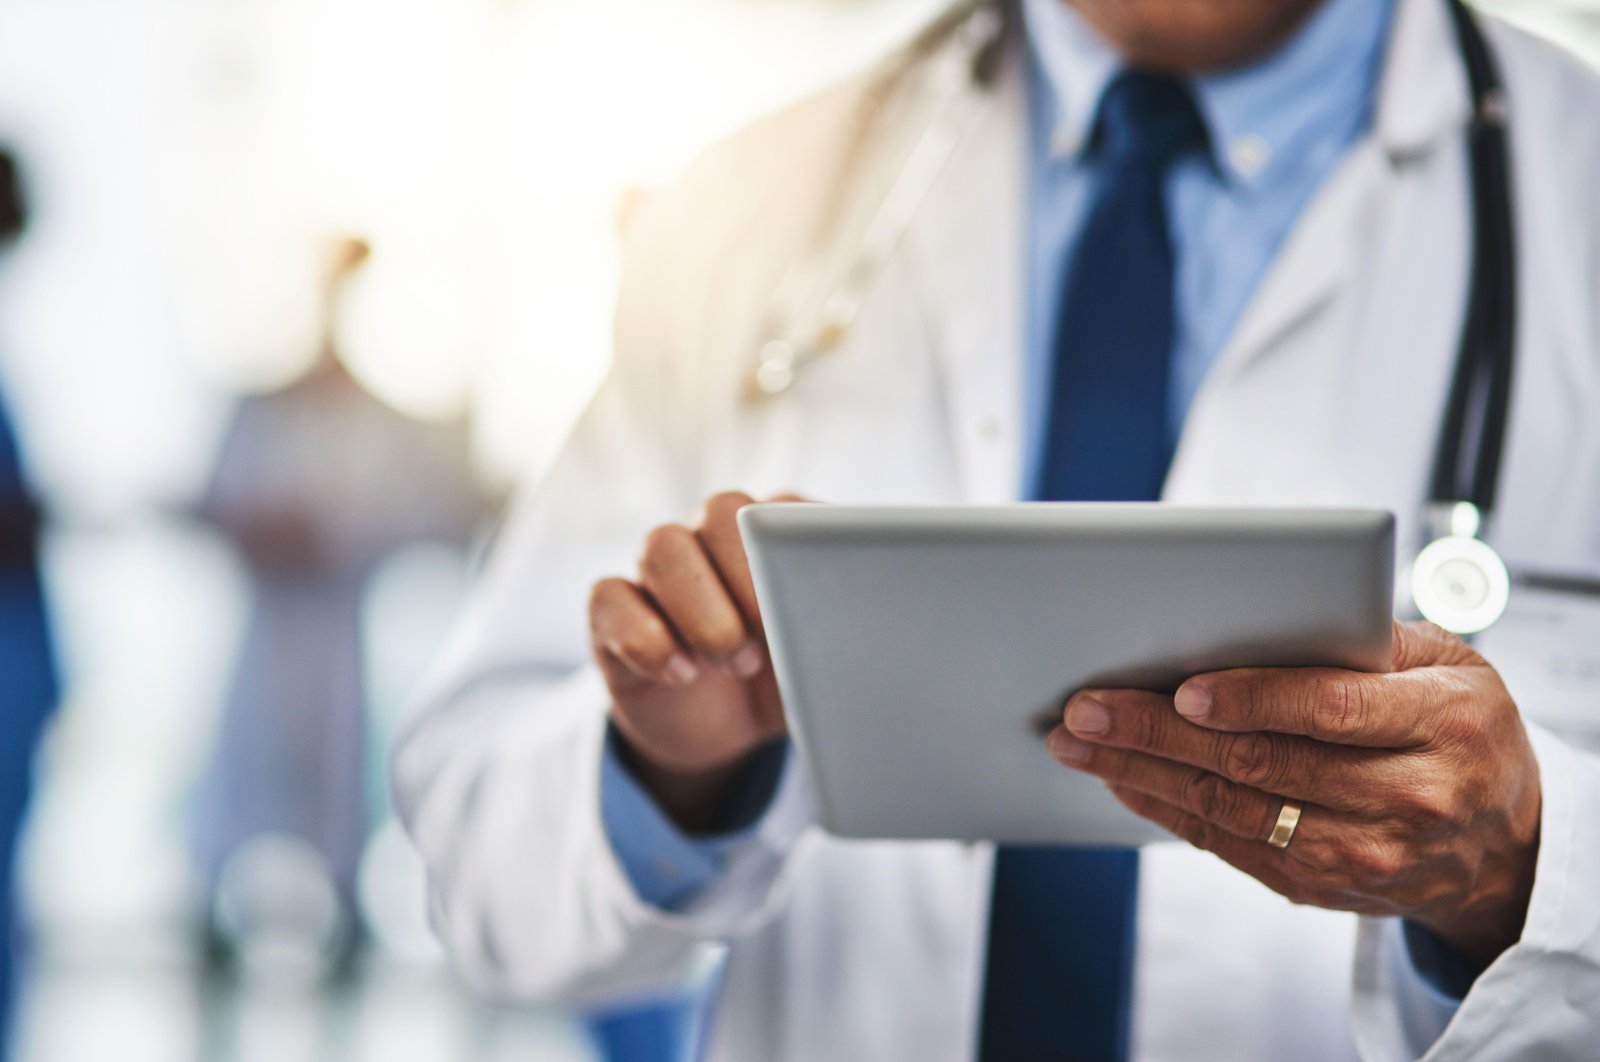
[393,664,814,1004]
[390,165,821,1005]
[1350,724,1600,1060]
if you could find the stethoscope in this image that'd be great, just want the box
[744,0,1518,638]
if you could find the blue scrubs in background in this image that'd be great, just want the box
[0,384,57,1059]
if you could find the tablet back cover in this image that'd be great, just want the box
[740,504,1394,846]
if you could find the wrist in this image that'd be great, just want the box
[1419,823,1540,966]
[610,728,768,834]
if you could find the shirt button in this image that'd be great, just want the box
[977,417,1002,444]
[1229,134,1272,179]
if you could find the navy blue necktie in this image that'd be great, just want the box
[978,72,1206,1062]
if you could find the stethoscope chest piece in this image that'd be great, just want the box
[1410,531,1510,635]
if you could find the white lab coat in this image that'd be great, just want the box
[393,0,1600,1058]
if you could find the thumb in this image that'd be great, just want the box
[1391,619,1479,672]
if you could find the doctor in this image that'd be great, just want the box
[395,0,1600,1058]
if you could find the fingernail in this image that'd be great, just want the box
[731,643,765,679]
[665,653,699,687]
[1175,684,1211,720]
[1047,730,1093,765]
[1065,696,1110,736]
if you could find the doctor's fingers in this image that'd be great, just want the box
[637,523,765,677]
[1052,734,1436,901]
[1171,663,1444,750]
[1101,784,1397,917]
[1061,689,1406,816]
[694,492,763,629]
[590,577,700,688]
[694,490,811,630]
[1049,729,1288,842]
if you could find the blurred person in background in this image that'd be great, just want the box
[192,236,487,982]
[396,0,1600,1059]
[0,148,58,1061]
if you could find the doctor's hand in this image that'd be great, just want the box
[1047,621,1542,964]
[590,491,799,831]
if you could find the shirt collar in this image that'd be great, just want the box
[1023,0,1116,162]
[1024,0,1398,190]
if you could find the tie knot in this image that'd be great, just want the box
[1093,71,1207,167]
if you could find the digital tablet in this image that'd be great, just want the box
[738,504,1395,847]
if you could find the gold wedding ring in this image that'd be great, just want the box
[1267,801,1303,849]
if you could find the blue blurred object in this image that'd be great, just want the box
[0,382,59,1061]
[585,996,704,1062]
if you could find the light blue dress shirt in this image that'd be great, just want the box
[1020,0,1395,486]
[602,0,1396,915]
[600,726,785,909]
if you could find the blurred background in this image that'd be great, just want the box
[0,1,1594,1060]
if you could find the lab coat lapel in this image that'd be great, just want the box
[1206,146,1380,388]
[898,47,1027,506]
[1191,0,1470,393]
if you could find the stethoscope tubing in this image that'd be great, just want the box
[1432,0,1516,520]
